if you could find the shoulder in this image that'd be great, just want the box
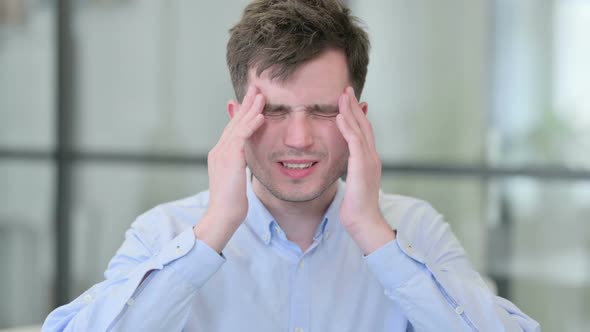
[378,191,442,235]
[379,191,464,261]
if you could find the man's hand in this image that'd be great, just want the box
[194,86,265,253]
[336,87,395,255]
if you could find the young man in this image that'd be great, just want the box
[43,1,540,331]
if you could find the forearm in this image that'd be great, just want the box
[42,261,165,332]
[365,201,540,332]
[43,228,225,332]
[365,239,471,330]
[366,239,540,331]
[109,257,198,331]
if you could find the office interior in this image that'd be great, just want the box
[1,0,589,331]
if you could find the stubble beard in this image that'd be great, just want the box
[246,150,348,203]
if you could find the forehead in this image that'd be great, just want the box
[248,49,350,107]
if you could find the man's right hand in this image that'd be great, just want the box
[193,86,266,253]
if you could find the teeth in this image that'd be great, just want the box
[281,162,314,169]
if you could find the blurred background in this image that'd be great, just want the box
[0,0,589,330]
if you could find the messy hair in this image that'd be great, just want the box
[227,0,370,101]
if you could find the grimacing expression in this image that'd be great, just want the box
[238,49,357,203]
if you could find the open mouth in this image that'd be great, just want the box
[280,162,317,169]
[277,160,319,179]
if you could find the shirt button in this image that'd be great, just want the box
[325,230,330,239]
[299,260,305,269]
[175,245,182,254]
[83,294,92,303]
[127,298,135,306]
[455,306,464,315]
[384,288,393,297]
[294,328,304,332]
[262,233,270,242]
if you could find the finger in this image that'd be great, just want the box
[242,93,265,123]
[236,94,265,138]
[229,86,257,126]
[336,113,364,158]
[218,112,263,162]
[346,87,376,151]
[345,87,365,128]
[225,89,262,137]
[243,114,265,138]
[239,85,257,113]
[248,93,266,116]
[338,93,363,138]
[363,118,377,152]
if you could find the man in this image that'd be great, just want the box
[43,0,540,331]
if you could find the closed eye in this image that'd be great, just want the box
[262,104,339,120]
[262,105,289,119]
[310,105,339,119]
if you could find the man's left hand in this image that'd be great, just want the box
[336,86,396,255]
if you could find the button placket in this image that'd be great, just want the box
[290,255,309,332]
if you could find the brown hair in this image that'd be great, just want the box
[227,0,370,101]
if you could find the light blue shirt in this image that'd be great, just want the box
[43,173,540,332]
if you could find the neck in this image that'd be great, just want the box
[252,178,339,251]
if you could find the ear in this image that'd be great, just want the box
[227,100,239,119]
[359,101,368,115]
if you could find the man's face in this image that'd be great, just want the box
[236,49,363,203]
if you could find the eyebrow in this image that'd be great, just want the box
[263,103,339,113]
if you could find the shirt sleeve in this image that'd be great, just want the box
[365,200,541,332]
[41,206,225,332]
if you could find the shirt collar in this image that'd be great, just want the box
[244,168,346,245]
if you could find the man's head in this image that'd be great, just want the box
[226,0,370,101]
[226,0,371,205]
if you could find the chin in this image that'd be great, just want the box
[268,178,339,203]
[270,189,325,203]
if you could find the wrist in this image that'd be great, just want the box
[344,213,396,255]
[193,212,242,253]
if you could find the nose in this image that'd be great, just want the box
[283,111,314,149]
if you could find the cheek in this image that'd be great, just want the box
[247,121,280,157]
[333,136,350,155]
[316,123,349,153]
[323,121,346,142]
[248,122,269,145]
